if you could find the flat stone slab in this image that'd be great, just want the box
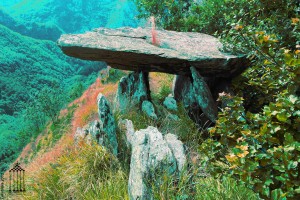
[58,27,248,77]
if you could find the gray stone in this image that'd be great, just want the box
[142,100,157,120]
[58,27,248,78]
[172,75,198,110]
[97,93,118,156]
[115,71,150,112]
[163,96,178,111]
[128,126,186,200]
[88,120,100,139]
[164,134,186,171]
[190,66,218,122]
[118,119,135,148]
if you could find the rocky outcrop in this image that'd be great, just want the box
[74,94,118,156]
[127,124,186,200]
[58,27,248,77]
[97,93,118,156]
[115,71,151,111]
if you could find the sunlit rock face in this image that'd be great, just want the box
[126,123,186,200]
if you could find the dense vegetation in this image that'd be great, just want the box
[0,0,138,40]
[135,0,299,199]
[0,0,140,176]
[1,0,298,199]
[0,23,105,175]
[23,72,259,199]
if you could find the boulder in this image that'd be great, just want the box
[58,27,248,77]
[163,96,178,111]
[97,93,118,156]
[128,126,186,200]
[142,100,157,120]
[115,71,151,111]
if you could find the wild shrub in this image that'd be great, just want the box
[135,0,300,199]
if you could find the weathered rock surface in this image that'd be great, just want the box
[58,27,248,77]
[115,71,150,111]
[142,100,157,120]
[164,134,186,171]
[97,93,118,156]
[127,125,186,200]
[119,119,135,148]
[173,75,198,109]
[190,66,218,122]
[74,121,99,146]
[163,96,178,111]
[172,67,218,122]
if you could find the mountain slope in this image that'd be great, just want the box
[0,8,63,41]
[1,0,139,35]
[0,24,104,174]
[0,24,103,115]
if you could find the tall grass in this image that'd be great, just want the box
[24,142,128,200]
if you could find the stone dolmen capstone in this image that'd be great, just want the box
[58,27,249,122]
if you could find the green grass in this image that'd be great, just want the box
[24,143,128,200]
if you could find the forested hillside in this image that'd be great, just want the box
[0,8,63,41]
[0,0,138,37]
[0,0,139,176]
[0,23,104,174]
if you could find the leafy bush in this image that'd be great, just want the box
[135,0,300,199]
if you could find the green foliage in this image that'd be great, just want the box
[101,68,127,84]
[49,105,76,144]
[148,162,259,200]
[0,0,138,37]
[0,23,103,175]
[135,0,300,199]
[201,92,299,199]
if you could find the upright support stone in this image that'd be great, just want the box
[115,71,151,112]
[172,75,197,109]
[190,66,218,122]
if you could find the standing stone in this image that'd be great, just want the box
[128,126,186,200]
[115,71,151,112]
[172,75,198,110]
[97,93,118,156]
[190,66,218,122]
[142,100,158,120]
